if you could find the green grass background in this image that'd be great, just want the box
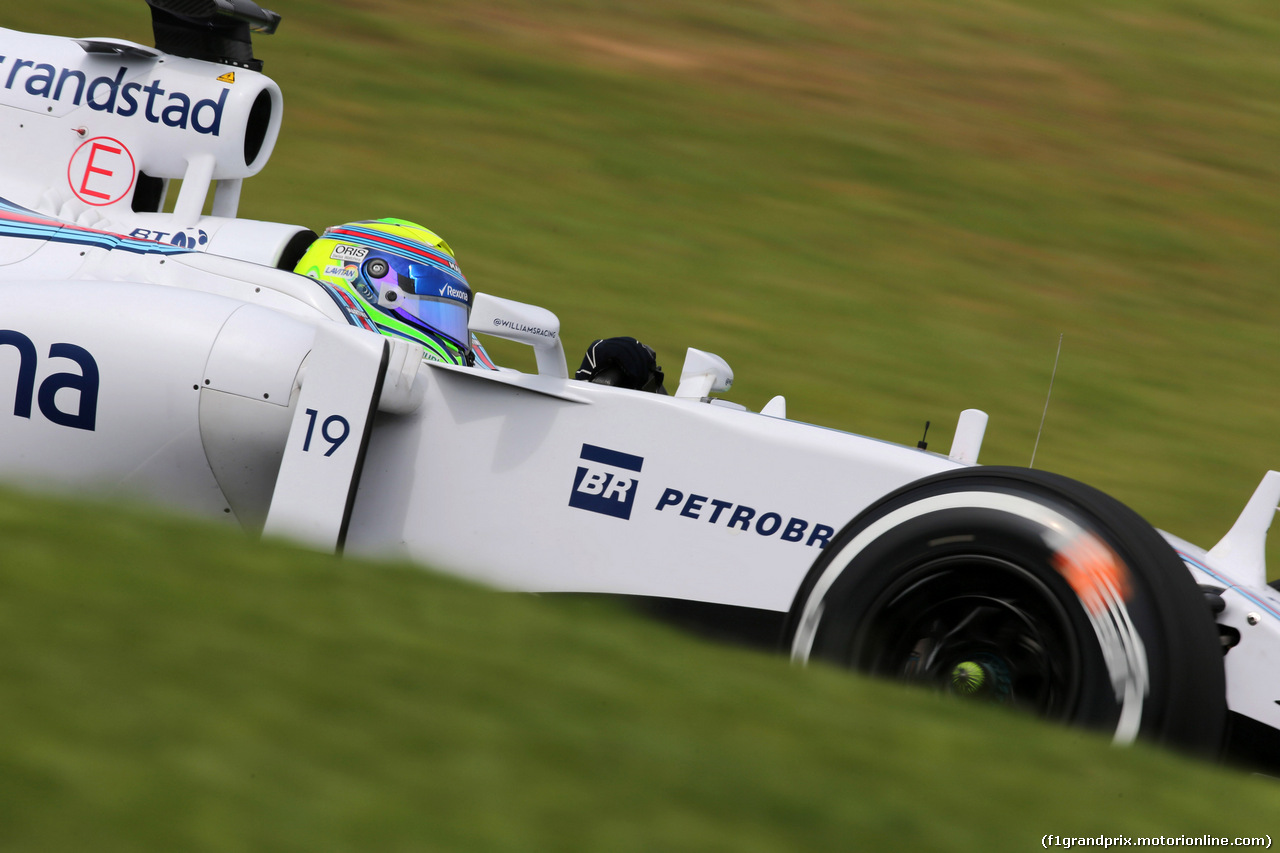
[4,0,1280,848]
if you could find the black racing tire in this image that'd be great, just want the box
[785,466,1225,757]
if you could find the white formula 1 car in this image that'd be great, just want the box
[2,1,1279,770]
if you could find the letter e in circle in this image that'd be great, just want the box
[67,136,137,206]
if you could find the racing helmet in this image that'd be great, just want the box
[294,218,473,365]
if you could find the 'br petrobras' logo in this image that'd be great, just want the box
[569,444,643,520]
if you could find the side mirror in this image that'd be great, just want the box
[948,408,988,464]
[674,348,734,399]
[468,293,568,379]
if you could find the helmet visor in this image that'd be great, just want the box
[368,253,472,348]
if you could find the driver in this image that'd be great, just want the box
[295,217,666,391]
[294,218,474,366]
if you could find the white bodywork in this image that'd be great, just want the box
[2,17,1279,748]
[0,243,962,611]
[0,26,312,267]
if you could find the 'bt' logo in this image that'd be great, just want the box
[568,444,643,520]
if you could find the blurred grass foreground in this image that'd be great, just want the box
[0,487,1277,852]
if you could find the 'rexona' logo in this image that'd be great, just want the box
[568,443,643,520]
[438,282,469,302]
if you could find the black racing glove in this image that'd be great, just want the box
[576,337,667,394]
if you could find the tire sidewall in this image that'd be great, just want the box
[786,467,1225,754]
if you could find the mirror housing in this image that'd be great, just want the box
[674,348,734,399]
[468,293,568,379]
[948,408,988,464]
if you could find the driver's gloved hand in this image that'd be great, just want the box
[576,337,667,394]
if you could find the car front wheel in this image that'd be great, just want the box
[786,466,1225,757]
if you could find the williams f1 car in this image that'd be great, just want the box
[2,1,1279,770]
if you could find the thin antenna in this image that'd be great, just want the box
[1030,334,1063,468]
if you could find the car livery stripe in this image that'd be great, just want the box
[472,342,497,370]
[1176,549,1280,623]
[0,196,189,256]
[329,224,452,261]
[314,280,380,333]
[330,231,463,283]
[327,225,461,274]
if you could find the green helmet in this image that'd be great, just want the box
[295,218,472,365]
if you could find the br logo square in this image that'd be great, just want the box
[569,444,643,520]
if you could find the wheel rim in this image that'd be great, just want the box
[849,555,1085,720]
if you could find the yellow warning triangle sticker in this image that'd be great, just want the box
[217,71,236,84]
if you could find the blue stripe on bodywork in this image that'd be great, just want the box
[0,196,191,256]
[1177,550,1280,622]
